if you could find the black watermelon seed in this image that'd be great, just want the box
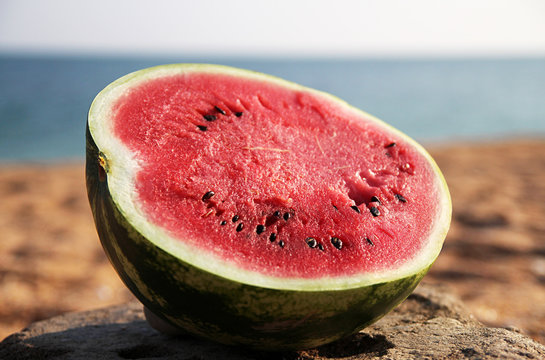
[234,111,243,117]
[333,205,338,210]
[197,125,207,131]
[318,243,324,251]
[366,237,374,246]
[220,220,227,226]
[331,237,342,250]
[202,191,215,201]
[283,212,291,221]
[306,237,317,248]
[370,207,380,217]
[273,210,281,218]
[214,106,226,115]
[269,232,277,242]
[371,196,381,204]
[395,193,408,203]
[278,240,285,248]
[232,215,239,222]
[203,114,217,121]
[350,205,360,213]
[236,223,244,232]
[256,224,265,234]
[386,142,396,148]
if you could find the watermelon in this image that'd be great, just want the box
[86,64,451,350]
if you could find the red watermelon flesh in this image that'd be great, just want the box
[112,72,440,279]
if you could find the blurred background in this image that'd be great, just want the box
[1,0,545,161]
[1,0,545,345]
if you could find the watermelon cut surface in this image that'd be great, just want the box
[86,64,451,349]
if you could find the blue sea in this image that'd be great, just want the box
[1,55,544,163]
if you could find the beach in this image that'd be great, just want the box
[1,139,544,344]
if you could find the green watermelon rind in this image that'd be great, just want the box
[87,63,451,291]
[87,128,427,349]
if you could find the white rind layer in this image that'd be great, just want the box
[88,63,451,291]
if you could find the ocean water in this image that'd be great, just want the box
[1,55,544,162]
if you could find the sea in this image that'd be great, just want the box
[1,55,544,163]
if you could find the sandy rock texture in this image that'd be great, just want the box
[1,139,545,345]
[1,283,544,359]
[0,163,134,339]
[425,139,545,343]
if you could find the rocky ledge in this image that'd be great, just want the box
[1,283,544,360]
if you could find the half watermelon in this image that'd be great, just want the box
[86,64,451,350]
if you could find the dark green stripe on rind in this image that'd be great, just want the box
[86,126,429,351]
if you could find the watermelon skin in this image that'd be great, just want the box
[87,126,427,350]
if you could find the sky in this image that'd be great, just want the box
[1,0,545,58]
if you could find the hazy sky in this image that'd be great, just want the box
[1,0,544,57]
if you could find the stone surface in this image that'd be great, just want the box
[2,283,544,360]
